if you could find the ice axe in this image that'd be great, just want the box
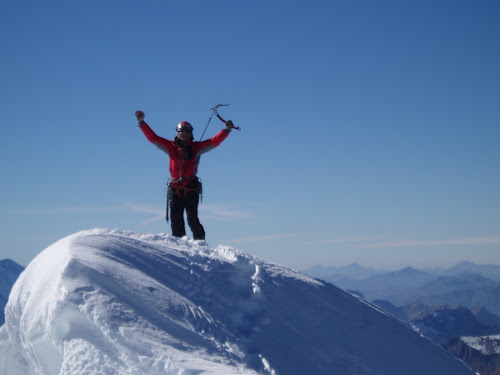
[199,104,240,141]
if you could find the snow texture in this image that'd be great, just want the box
[461,335,500,355]
[0,229,474,374]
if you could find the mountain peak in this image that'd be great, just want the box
[0,259,24,273]
[0,229,474,375]
[0,259,24,326]
[346,262,364,270]
[455,260,476,266]
[401,266,418,273]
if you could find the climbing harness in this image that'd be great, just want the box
[165,177,203,222]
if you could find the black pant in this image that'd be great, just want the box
[169,181,205,240]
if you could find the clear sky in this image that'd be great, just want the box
[1,0,499,270]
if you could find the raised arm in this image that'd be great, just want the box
[196,121,234,156]
[136,110,173,155]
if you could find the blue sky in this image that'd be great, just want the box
[1,0,499,270]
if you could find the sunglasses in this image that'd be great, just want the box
[177,129,192,134]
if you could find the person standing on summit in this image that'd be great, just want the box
[136,110,235,241]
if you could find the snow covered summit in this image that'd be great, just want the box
[0,229,474,375]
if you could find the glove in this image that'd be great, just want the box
[225,120,235,131]
[135,110,145,124]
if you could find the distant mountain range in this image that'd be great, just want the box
[409,305,500,345]
[302,263,385,282]
[302,261,500,315]
[0,259,24,326]
[371,301,500,343]
[445,261,500,282]
[303,261,500,374]
[303,261,500,285]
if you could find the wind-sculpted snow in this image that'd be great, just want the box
[0,229,474,375]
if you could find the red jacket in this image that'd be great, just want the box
[140,122,230,187]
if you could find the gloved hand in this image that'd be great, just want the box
[225,120,235,131]
[135,110,145,124]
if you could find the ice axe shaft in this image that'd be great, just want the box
[200,104,240,141]
[211,104,240,131]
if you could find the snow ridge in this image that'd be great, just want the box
[0,229,474,375]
